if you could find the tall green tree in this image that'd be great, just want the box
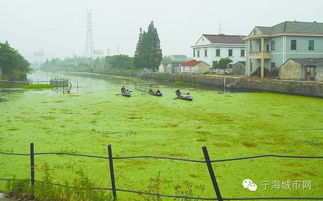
[133,21,162,71]
[145,21,162,71]
[0,41,31,80]
[133,28,144,69]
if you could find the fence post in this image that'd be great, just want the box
[107,144,117,200]
[30,143,35,199]
[202,146,223,201]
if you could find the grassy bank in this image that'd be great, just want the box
[22,84,52,89]
[0,72,322,200]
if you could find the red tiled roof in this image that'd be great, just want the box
[161,63,169,67]
[203,34,245,44]
[181,60,201,66]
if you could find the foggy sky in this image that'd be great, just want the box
[1,0,322,62]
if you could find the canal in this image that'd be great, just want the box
[0,71,322,200]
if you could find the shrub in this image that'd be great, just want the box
[5,166,112,201]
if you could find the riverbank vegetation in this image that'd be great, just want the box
[0,41,31,81]
[22,84,52,89]
[6,166,112,201]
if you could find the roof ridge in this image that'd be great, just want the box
[203,34,245,37]
[285,20,323,24]
[283,21,287,32]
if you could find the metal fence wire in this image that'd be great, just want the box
[0,143,323,201]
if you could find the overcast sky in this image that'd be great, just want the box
[0,0,322,62]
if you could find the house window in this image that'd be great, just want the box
[197,50,200,57]
[271,40,275,51]
[291,40,297,50]
[216,49,220,57]
[309,40,314,51]
[266,44,270,52]
[240,50,245,57]
[204,49,208,57]
[228,49,233,57]
[193,49,195,57]
[271,62,276,68]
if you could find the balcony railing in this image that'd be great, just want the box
[249,51,271,56]
[248,51,272,59]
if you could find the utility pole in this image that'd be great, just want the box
[84,10,93,58]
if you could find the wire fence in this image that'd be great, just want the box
[0,143,323,201]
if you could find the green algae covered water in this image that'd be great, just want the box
[0,71,322,200]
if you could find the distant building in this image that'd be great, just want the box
[159,63,168,73]
[279,58,323,81]
[180,60,210,73]
[246,21,323,78]
[170,55,188,61]
[232,61,246,75]
[158,62,181,73]
[191,34,246,66]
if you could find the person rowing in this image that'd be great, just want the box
[175,89,181,97]
[156,89,162,95]
[185,92,192,99]
[121,86,126,93]
[148,85,153,93]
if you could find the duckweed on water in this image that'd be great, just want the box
[0,72,322,200]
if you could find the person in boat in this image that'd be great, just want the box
[185,92,192,99]
[148,85,153,93]
[121,86,126,93]
[66,84,72,94]
[175,89,181,97]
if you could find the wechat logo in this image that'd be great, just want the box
[242,179,257,192]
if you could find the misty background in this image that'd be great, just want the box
[0,0,322,63]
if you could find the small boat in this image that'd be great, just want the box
[149,91,163,96]
[121,90,131,97]
[176,95,193,101]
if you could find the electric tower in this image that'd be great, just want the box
[84,10,93,57]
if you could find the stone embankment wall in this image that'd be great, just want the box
[138,73,323,98]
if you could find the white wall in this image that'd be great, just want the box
[159,64,166,73]
[193,46,246,66]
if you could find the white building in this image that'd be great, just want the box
[191,34,246,66]
[180,60,210,73]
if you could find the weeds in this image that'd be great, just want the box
[5,164,112,201]
[143,172,205,201]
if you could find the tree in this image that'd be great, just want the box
[0,41,31,80]
[133,28,144,69]
[212,58,233,69]
[145,21,162,71]
[133,21,162,71]
[106,55,134,69]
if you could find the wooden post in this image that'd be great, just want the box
[30,143,35,199]
[260,38,265,78]
[202,146,223,201]
[107,145,117,199]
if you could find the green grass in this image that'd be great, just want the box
[0,72,322,200]
[5,165,113,201]
[22,84,52,89]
